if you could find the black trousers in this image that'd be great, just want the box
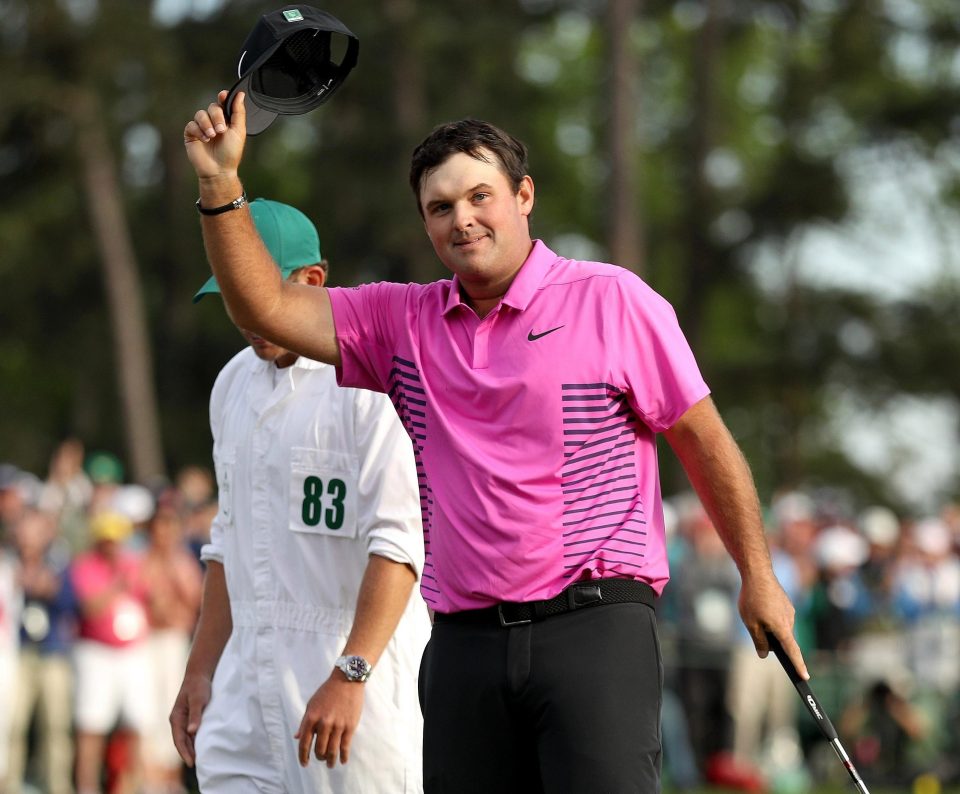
[419,602,662,794]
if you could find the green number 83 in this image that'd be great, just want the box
[301,476,347,530]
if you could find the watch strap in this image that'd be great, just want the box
[196,192,248,216]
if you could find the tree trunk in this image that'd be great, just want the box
[604,0,644,275]
[678,0,721,349]
[73,89,166,484]
[383,0,436,284]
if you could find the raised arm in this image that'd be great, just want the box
[663,395,808,680]
[184,90,341,366]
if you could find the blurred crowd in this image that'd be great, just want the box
[1,437,959,794]
[659,488,960,793]
[0,439,214,794]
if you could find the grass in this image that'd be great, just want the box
[671,788,960,794]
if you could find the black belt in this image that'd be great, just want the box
[434,579,656,628]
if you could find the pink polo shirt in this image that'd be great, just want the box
[329,240,710,612]
[71,550,149,647]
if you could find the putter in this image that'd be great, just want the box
[766,632,871,794]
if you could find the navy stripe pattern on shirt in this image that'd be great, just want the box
[561,382,647,578]
[387,356,439,605]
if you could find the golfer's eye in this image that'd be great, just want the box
[473,192,489,202]
[430,203,451,215]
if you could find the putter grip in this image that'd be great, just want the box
[766,632,839,741]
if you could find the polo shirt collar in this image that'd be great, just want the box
[502,240,555,312]
[442,279,464,315]
[441,239,557,316]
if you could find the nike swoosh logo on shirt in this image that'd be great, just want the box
[527,325,565,341]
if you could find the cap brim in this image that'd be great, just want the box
[223,17,359,139]
[225,75,280,137]
[192,274,221,304]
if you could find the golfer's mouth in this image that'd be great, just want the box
[454,235,487,249]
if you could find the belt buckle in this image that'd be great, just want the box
[567,583,603,609]
[497,604,532,627]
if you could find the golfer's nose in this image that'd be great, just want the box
[452,202,475,231]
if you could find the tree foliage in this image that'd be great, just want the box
[1,0,958,512]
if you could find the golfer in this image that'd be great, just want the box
[184,91,807,793]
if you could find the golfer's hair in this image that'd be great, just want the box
[409,119,529,215]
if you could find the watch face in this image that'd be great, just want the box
[348,657,369,676]
[341,655,370,680]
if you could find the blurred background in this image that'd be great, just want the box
[1,0,959,792]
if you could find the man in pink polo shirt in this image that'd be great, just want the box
[71,510,153,794]
[184,93,808,793]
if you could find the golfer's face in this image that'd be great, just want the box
[420,151,534,298]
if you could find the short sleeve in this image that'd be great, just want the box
[613,272,710,432]
[328,282,420,394]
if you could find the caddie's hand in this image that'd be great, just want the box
[170,672,213,767]
[183,89,247,180]
[294,673,364,769]
[738,570,809,680]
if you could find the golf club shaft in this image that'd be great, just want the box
[766,632,871,794]
[827,736,871,794]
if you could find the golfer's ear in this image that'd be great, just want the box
[517,175,535,218]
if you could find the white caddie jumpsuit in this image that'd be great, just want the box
[195,349,430,794]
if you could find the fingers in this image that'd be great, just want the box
[295,716,353,768]
[169,683,210,768]
[183,91,246,143]
[294,720,339,769]
[779,631,810,681]
[739,578,805,678]
[227,88,246,128]
[187,101,229,143]
[339,729,353,765]
[295,679,364,768]
[296,713,327,767]
[316,726,345,769]
[169,699,196,767]
[170,723,194,766]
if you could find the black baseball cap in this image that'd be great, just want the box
[225,5,359,136]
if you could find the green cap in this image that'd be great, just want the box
[193,198,322,303]
[85,451,124,484]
